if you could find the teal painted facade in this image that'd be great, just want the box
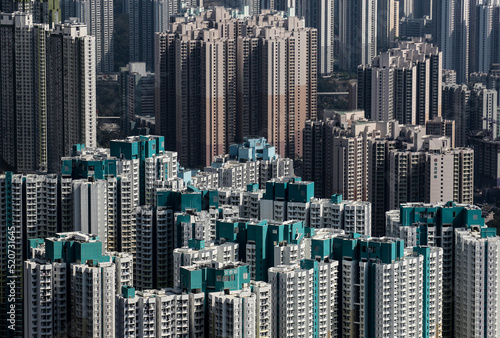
[179,263,250,294]
[121,286,136,298]
[110,135,165,160]
[413,246,431,337]
[110,135,166,205]
[300,259,320,337]
[217,219,306,281]
[331,234,405,337]
[157,188,219,213]
[216,220,250,259]
[263,179,313,203]
[61,152,118,180]
[331,194,342,204]
[310,236,334,259]
[189,239,205,250]
[226,137,278,162]
[44,234,110,264]
[63,136,171,204]
[399,201,484,231]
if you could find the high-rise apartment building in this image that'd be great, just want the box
[0,13,96,173]
[473,3,500,74]
[304,112,474,236]
[309,194,372,236]
[468,134,500,188]
[338,0,377,71]
[470,63,500,105]
[304,111,392,199]
[156,9,317,166]
[173,239,239,288]
[358,40,442,124]
[1,0,61,23]
[0,12,50,172]
[454,227,500,337]
[115,287,206,337]
[60,0,114,73]
[71,178,108,250]
[389,143,474,208]
[469,83,498,137]
[433,0,470,83]
[268,259,338,338]
[331,234,442,337]
[0,172,61,334]
[377,0,399,52]
[23,232,130,337]
[128,0,178,71]
[208,289,257,338]
[386,201,485,336]
[443,83,498,145]
[296,0,334,76]
[426,117,456,147]
[120,62,155,135]
[442,84,471,147]
[71,261,116,337]
[47,18,97,173]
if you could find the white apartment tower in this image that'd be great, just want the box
[117,288,205,337]
[296,0,334,76]
[72,178,108,250]
[454,227,500,337]
[61,0,114,72]
[46,18,96,173]
[268,259,338,338]
[358,40,443,124]
[250,281,273,337]
[368,251,425,337]
[336,236,441,337]
[338,0,377,71]
[71,261,116,337]
[0,12,50,172]
[24,261,54,337]
[173,241,239,288]
[433,0,470,83]
[208,289,257,338]
[268,265,314,337]
[309,197,372,236]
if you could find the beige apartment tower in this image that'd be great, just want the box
[156,9,317,167]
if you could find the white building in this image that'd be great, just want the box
[268,259,338,338]
[358,40,443,125]
[268,264,313,337]
[173,241,239,288]
[72,178,108,250]
[368,250,424,337]
[155,288,205,337]
[309,197,372,235]
[71,261,116,337]
[108,251,134,293]
[24,261,54,337]
[115,287,158,337]
[339,0,377,71]
[250,281,273,338]
[454,227,500,337]
[62,0,114,73]
[208,289,257,338]
[296,0,334,75]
